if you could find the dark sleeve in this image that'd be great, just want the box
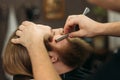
[13,75,33,80]
[88,49,120,80]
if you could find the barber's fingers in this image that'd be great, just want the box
[22,21,35,26]
[16,30,23,37]
[11,30,23,44]
[64,17,78,34]
[66,15,78,22]
[11,38,21,44]
[18,25,25,31]
[18,21,34,31]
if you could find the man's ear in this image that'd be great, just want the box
[49,51,59,63]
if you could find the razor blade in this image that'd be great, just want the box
[55,7,90,42]
[55,33,69,42]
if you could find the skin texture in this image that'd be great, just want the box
[10,2,120,79]
[11,21,61,80]
[63,0,120,38]
[9,0,120,80]
[64,15,120,37]
[4,21,92,80]
[64,15,102,37]
[10,18,120,80]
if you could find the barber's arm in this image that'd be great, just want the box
[88,0,120,12]
[101,22,120,37]
[64,15,120,37]
[11,21,61,80]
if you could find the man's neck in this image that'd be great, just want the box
[53,61,75,75]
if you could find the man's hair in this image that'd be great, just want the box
[2,32,93,79]
[2,32,33,79]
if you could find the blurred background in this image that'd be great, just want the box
[0,0,120,80]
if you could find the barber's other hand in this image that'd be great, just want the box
[11,21,52,49]
[64,15,102,38]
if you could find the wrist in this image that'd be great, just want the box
[95,23,107,36]
[99,23,113,36]
[27,38,44,54]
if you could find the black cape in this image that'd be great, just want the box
[88,49,120,80]
[60,67,91,80]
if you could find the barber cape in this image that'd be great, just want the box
[88,48,120,80]
[13,67,91,80]
[60,67,92,80]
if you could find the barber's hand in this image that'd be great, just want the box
[11,21,52,50]
[64,15,102,37]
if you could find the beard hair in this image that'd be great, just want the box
[51,38,93,68]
